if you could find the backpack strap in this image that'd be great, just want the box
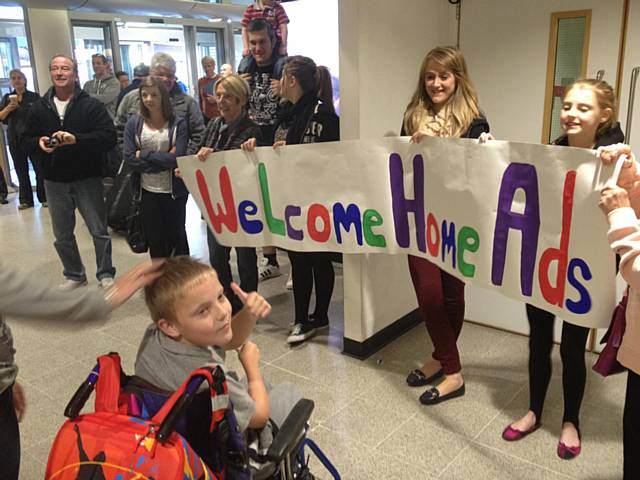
[152,365,229,443]
[94,353,123,414]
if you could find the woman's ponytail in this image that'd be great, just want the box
[316,65,335,114]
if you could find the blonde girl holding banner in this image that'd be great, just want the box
[402,46,489,405]
[502,79,624,460]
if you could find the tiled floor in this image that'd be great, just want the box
[1,194,626,479]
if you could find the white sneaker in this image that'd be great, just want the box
[285,271,293,290]
[58,279,88,291]
[258,258,281,281]
[287,323,316,344]
[99,277,115,288]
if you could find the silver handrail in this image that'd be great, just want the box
[596,69,605,80]
[626,66,640,143]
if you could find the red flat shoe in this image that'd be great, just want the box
[502,422,540,441]
[557,429,581,460]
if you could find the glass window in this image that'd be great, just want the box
[234,28,243,71]
[71,23,114,87]
[542,11,590,143]
[0,6,34,188]
[0,6,34,97]
[117,23,192,94]
[195,29,222,78]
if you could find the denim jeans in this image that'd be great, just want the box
[207,227,257,314]
[45,177,115,282]
[0,386,20,480]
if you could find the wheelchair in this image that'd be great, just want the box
[61,353,340,479]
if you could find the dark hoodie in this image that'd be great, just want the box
[400,115,490,139]
[553,121,625,148]
[22,85,116,183]
[274,91,340,146]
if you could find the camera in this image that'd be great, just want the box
[45,136,61,148]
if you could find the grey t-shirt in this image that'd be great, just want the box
[134,324,256,432]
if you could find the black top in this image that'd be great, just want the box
[199,113,263,152]
[400,115,490,139]
[553,121,625,148]
[21,86,117,183]
[0,89,41,145]
[274,92,340,146]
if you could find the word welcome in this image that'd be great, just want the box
[178,137,616,327]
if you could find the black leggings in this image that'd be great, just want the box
[0,386,19,480]
[141,190,189,258]
[624,369,640,479]
[526,304,590,427]
[288,251,335,325]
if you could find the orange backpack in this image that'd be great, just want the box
[45,353,227,479]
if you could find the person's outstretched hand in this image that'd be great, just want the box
[106,259,165,309]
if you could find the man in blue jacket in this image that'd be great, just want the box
[22,54,117,290]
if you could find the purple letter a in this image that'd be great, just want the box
[491,163,540,296]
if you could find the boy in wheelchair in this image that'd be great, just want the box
[134,256,315,478]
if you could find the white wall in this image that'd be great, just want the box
[339,0,455,343]
[26,8,73,93]
[618,0,640,149]
[460,0,623,144]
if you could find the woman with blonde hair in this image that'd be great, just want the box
[402,46,489,405]
[196,75,262,315]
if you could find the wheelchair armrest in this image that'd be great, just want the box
[266,398,314,462]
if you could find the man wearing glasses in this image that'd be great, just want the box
[21,54,117,290]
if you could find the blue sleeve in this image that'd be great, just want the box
[137,119,188,171]
[123,117,155,173]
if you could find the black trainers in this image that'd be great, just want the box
[0,196,7,205]
[310,316,329,330]
[287,323,316,344]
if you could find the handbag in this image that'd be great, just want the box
[126,171,148,254]
[593,289,628,377]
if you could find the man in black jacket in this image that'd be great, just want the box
[22,54,117,290]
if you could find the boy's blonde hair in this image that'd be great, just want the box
[403,46,480,138]
[145,256,215,323]
[563,78,618,137]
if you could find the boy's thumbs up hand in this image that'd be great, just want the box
[231,282,271,319]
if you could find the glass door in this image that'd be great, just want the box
[541,11,591,143]
[195,28,223,78]
[71,22,114,86]
[117,22,192,94]
[0,6,34,187]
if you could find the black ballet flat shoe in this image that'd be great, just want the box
[419,383,465,405]
[406,368,444,387]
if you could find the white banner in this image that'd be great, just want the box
[178,137,617,328]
